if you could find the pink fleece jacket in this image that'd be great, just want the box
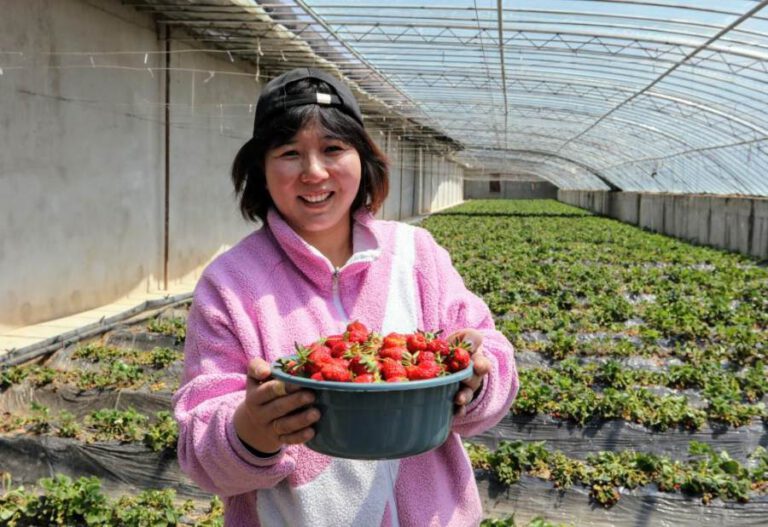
[173,207,518,526]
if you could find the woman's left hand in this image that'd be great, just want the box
[446,328,491,417]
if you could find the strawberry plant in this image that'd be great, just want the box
[0,475,222,526]
[146,316,186,343]
[86,408,147,443]
[467,439,768,507]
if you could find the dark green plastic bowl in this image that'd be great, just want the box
[270,359,473,460]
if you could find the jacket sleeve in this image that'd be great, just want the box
[172,273,297,497]
[414,228,519,437]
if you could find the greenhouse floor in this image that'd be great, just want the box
[2,200,766,526]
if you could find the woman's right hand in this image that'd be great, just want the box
[233,357,320,455]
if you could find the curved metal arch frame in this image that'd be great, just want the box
[122,0,768,196]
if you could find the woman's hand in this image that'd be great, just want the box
[446,329,491,417]
[233,358,320,455]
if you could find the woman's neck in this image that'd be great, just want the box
[298,217,354,269]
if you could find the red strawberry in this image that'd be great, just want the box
[405,360,442,380]
[447,345,471,373]
[320,361,352,382]
[329,340,350,358]
[418,360,443,379]
[324,334,345,348]
[386,376,408,383]
[406,333,428,352]
[378,346,406,362]
[344,320,369,344]
[347,329,368,344]
[382,332,406,349]
[284,359,302,376]
[418,351,437,363]
[379,358,407,380]
[346,320,368,334]
[306,344,332,374]
[349,354,378,376]
[310,372,324,381]
[426,337,450,356]
[353,373,376,383]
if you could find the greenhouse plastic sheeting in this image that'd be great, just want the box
[477,473,768,527]
[126,0,768,196]
[474,414,768,463]
[0,435,208,500]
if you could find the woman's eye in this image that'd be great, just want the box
[325,145,344,153]
[280,150,299,157]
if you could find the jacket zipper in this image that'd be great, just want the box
[332,268,349,322]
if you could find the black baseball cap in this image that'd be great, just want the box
[253,68,364,135]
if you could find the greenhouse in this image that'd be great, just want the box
[1,1,767,526]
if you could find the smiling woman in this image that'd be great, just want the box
[263,124,362,267]
[230,69,389,232]
[172,67,518,527]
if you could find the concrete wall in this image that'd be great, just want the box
[1,0,166,329]
[0,0,465,330]
[464,180,559,200]
[559,190,768,260]
[167,38,257,284]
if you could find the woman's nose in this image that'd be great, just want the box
[300,153,329,182]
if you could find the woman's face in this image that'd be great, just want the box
[264,122,362,244]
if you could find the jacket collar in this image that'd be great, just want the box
[266,207,382,290]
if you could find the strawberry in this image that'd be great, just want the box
[419,360,443,379]
[353,373,376,383]
[305,343,332,374]
[379,358,407,380]
[418,351,437,363]
[329,340,350,358]
[349,354,378,376]
[344,320,369,344]
[347,320,368,334]
[320,361,352,382]
[382,332,407,349]
[405,360,442,380]
[447,345,471,373]
[324,334,345,348]
[406,332,428,352]
[386,376,408,383]
[347,329,368,344]
[277,357,303,376]
[310,372,324,381]
[426,337,450,356]
[378,346,406,362]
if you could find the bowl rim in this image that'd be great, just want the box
[270,357,473,392]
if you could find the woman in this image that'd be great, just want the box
[173,67,518,526]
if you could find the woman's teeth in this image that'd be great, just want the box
[301,192,332,204]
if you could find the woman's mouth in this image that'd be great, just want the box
[299,191,334,205]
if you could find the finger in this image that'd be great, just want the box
[277,426,316,445]
[462,374,484,393]
[471,352,492,376]
[453,404,467,417]
[454,386,475,406]
[447,329,483,352]
[273,380,287,398]
[271,407,321,436]
[247,358,273,381]
[251,380,311,407]
[261,389,316,421]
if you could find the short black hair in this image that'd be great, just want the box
[231,78,389,223]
